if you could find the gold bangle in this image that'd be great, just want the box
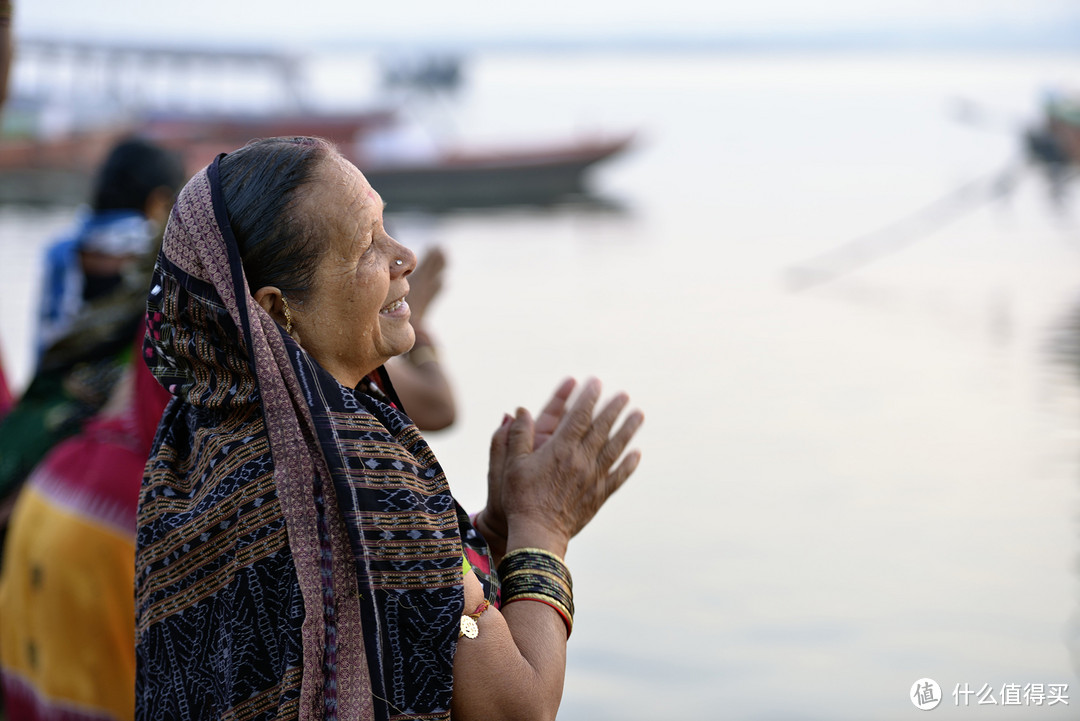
[497,548,574,638]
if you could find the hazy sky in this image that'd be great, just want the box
[15,0,1080,48]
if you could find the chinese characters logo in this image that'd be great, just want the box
[910,679,1069,710]
[911,678,942,710]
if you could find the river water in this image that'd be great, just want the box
[3,50,1080,719]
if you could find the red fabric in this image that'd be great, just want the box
[0,343,12,420]
[132,345,172,451]
[11,343,171,538]
[3,673,112,721]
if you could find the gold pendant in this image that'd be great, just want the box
[460,615,479,639]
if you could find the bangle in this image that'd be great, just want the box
[459,599,491,639]
[497,547,574,638]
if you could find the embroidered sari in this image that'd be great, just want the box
[137,156,493,721]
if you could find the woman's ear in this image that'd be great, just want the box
[253,286,286,326]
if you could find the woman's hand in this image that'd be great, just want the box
[453,378,643,721]
[500,377,643,557]
[532,377,575,449]
[404,246,446,328]
[476,378,579,559]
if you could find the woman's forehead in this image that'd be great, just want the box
[305,156,384,252]
[319,154,381,207]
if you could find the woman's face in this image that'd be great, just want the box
[294,154,417,388]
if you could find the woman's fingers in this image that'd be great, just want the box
[495,379,644,545]
[556,377,602,440]
[488,414,512,478]
[424,245,447,273]
[534,377,576,446]
[582,392,630,454]
[506,406,536,459]
[564,448,641,538]
[595,408,645,471]
[545,377,576,409]
[406,246,447,322]
[603,449,642,497]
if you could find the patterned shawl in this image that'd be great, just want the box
[137,157,483,721]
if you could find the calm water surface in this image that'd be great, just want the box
[3,51,1080,719]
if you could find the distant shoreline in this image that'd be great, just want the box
[16,25,1080,56]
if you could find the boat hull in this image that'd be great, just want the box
[359,136,632,210]
[0,124,632,209]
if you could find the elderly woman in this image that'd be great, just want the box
[136,137,643,721]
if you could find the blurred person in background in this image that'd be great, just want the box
[385,245,456,431]
[0,344,171,721]
[0,138,184,548]
[136,136,643,720]
[35,138,182,359]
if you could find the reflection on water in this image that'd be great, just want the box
[786,163,1024,292]
[1047,295,1080,383]
[3,51,1080,719]
[1048,294,1080,690]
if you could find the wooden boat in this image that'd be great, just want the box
[0,38,633,209]
[0,121,633,209]
[141,114,633,210]
[137,109,399,179]
[0,109,396,205]
[355,134,634,210]
[140,110,398,149]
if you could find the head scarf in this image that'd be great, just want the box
[137,156,480,721]
[77,210,157,257]
[36,208,157,359]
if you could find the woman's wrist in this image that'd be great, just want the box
[473,508,507,559]
[503,514,569,560]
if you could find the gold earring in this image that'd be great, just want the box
[282,296,293,334]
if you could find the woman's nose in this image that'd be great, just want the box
[393,243,417,276]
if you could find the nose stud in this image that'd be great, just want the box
[395,260,403,266]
